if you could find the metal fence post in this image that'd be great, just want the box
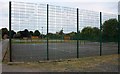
[47,4,49,60]
[100,12,102,56]
[9,1,12,62]
[77,8,79,58]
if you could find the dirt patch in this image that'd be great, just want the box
[2,54,119,72]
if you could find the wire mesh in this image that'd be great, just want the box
[10,1,119,61]
[11,1,47,62]
[102,13,118,55]
[49,5,77,60]
[79,9,100,57]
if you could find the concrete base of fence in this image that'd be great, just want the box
[8,62,24,65]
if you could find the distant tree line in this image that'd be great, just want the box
[74,19,119,42]
[102,19,118,42]
[12,29,42,39]
[71,27,100,41]
[1,18,119,42]
[1,28,42,39]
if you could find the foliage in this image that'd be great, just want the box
[33,30,41,36]
[1,18,118,41]
[30,31,34,36]
[102,19,118,42]
[13,32,21,39]
[59,29,64,35]
[48,33,63,39]
[1,28,8,39]
[10,30,16,38]
[80,27,100,41]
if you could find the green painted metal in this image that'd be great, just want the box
[77,8,79,58]
[9,1,12,62]
[47,4,49,60]
[100,12,102,56]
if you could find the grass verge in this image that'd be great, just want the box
[4,54,119,72]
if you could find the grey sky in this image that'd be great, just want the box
[0,0,119,31]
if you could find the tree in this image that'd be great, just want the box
[13,32,21,39]
[24,29,30,37]
[81,27,93,40]
[80,27,100,41]
[1,28,8,39]
[17,31,24,38]
[66,32,77,40]
[102,19,118,42]
[91,27,100,41]
[30,31,34,36]
[59,28,64,35]
[10,30,16,38]
[33,30,40,36]
[66,32,76,36]
[17,29,30,38]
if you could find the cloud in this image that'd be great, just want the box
[56,2,118,14]
[0,1,118,31]
[0,17,8,29]
[0,2,8,29]
[9,0,119,2]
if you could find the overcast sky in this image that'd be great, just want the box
[0,0,119,30]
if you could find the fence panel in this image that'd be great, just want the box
[102,13,118,55]
[49,5,77,60]
[78,9,100,57]
[10,1,119,62]
[11,2,47,62]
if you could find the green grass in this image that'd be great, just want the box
[6,54,119,72]
[12,39,87,44]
